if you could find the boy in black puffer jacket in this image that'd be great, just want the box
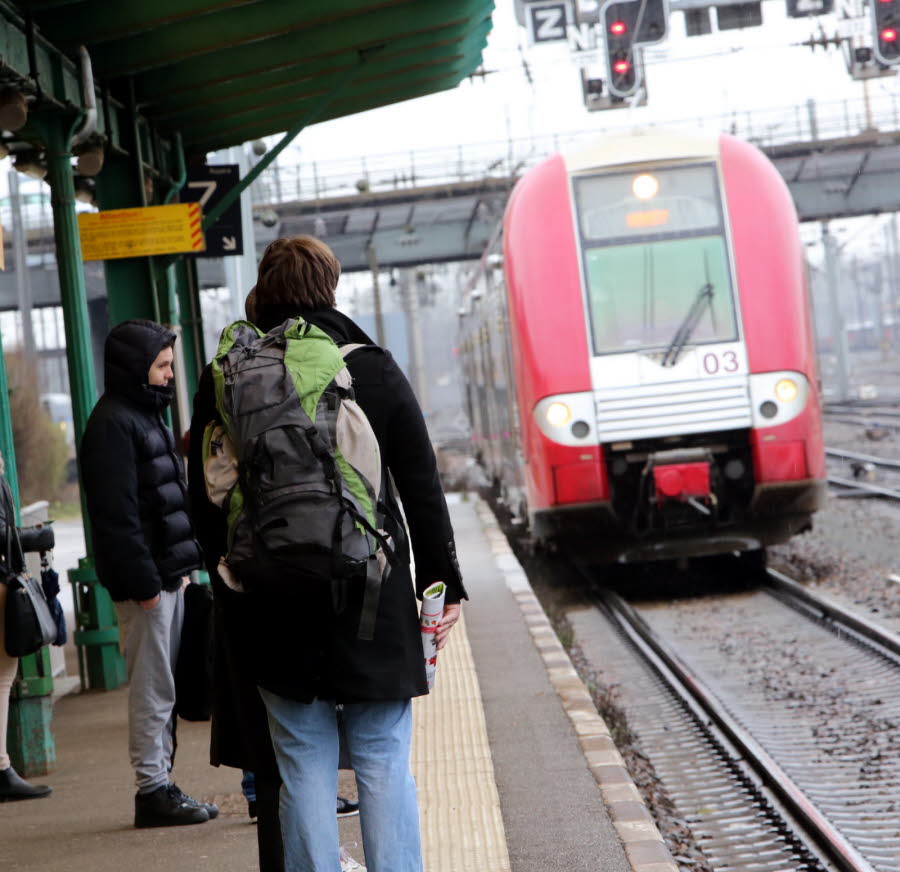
[81,319,214,829]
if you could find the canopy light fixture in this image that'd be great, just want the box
[75,142,104,177]
[0,89,28,132]
[74,176,97,205]
[14,150,47,180]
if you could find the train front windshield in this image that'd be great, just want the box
[573,163,738,356]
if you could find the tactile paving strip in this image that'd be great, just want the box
[411,608,512,872]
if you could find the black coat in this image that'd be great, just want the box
[188,305,466,769]
[81,320,202,602]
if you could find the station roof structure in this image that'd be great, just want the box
[10,0,494,154]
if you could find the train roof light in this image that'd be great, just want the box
[632,173,659,200]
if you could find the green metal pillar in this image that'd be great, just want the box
[31,109,126,692]
[0,328,19,505]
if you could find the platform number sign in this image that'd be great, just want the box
[179,164,244,257]
[525,0,571,44]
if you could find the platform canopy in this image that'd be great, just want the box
[14,0,494,153]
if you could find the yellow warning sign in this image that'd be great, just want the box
[78,202,205,261]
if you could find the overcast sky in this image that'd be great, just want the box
[289,0,897,161]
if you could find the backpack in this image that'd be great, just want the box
[202,317,396,640]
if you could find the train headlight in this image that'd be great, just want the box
[534,392,596,446]
[775,378,799,403]
[546,402,572,427]
[748,372,810,428]
[632,173,659,200]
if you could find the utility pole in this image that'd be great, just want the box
[401,269,429,413]
[822,222,851,401]
[887,214,900,345]
[365,241,386,347]
[9,169,36,359]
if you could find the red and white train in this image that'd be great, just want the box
[458,129,826,563]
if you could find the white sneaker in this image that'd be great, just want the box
[339,844,366,871]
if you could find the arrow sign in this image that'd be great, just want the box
[180,164,244,257]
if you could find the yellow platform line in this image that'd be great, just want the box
[411,608,511,872]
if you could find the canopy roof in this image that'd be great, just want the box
[15,0,494,153]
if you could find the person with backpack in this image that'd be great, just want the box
[80,320,217,828]
[187,235,466,872]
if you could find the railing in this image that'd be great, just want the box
[250,93,900,205]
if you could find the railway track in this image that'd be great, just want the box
[823,403,900,432]
[573,568,900,872]
[826,447,900,500]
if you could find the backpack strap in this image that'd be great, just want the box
[339,343,367,358]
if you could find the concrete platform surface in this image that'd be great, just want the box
[1,495,663,872]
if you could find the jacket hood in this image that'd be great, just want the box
[104,320,177,410]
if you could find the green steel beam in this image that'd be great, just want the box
[132,0,487,105]
[150,24,485,122]
[167,55,460,129]
[86,0,408,76]
[155,24,490,128]
[35,0,259,44]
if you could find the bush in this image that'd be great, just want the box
[4,352,68,506]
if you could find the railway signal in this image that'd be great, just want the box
[600,0,669,98]
[872,0,900,63]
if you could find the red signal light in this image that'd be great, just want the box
[882,26,899,40]
[613,58,632,74]
[610,20,628,35]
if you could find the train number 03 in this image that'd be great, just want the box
[702,350,740,375]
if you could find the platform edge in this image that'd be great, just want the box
[473,497,680,872]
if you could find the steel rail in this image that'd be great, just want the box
[765,568,900,660]
[824,406,900,420]
[827,474,900,500]
[825,447,900,470]
[598,588,878,872]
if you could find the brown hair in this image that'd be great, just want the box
[246,235,340,322]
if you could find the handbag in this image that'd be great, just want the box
[2,481,57,658]
[174,581,214,721]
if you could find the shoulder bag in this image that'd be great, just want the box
[2,480,56,658]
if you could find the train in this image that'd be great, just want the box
[458,128,826,564]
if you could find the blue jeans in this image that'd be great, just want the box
[241,770,256,803]
[258,690,422,872]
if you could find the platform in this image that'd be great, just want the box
[1,496,675,872]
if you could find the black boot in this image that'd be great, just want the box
[169,783,219,820]
[0,766,52,802]
[134,783,210,828]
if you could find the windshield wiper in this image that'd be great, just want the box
[660,280,715,367]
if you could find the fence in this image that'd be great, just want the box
[250,93,900,206]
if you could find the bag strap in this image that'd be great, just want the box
[1,478,25,575]
[339,343,367,359]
